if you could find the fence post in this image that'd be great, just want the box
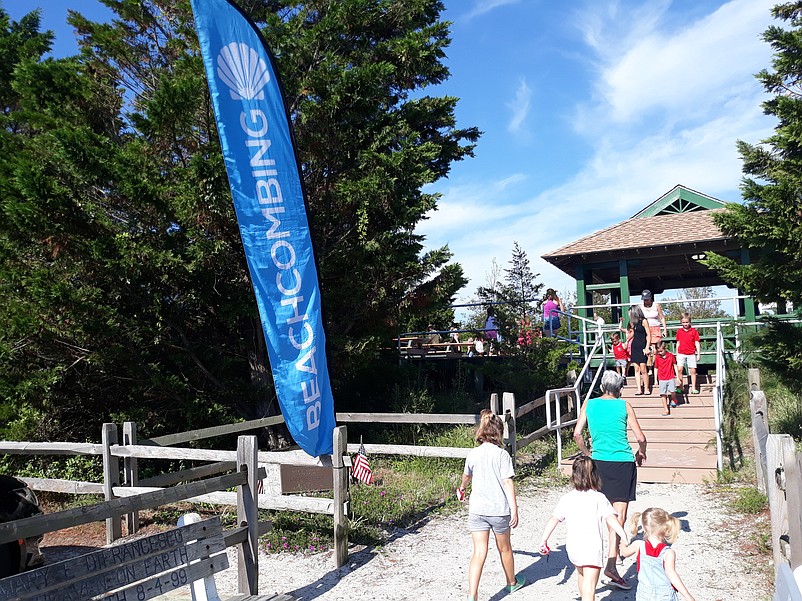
[502,392,517,465]
[101,423,122,544]
[751,390,769,493]
[237,435,259,595]
[748,368,762,391]
[783,439,802,570]
[767,434,791,575]
[332,425,349,568]
[490,393,499,415]
[122,421,139,535]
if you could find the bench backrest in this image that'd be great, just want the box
[0,516,228,601]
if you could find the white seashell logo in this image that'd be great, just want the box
[217,42,270,100]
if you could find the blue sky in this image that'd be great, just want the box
[8,0,778,305]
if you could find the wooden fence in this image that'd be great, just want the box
[0,389,559,578]
[0,434,270,595]
[748,369,802,601]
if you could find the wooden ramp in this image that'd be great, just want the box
[561,375,718,484]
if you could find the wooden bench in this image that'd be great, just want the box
[0,516,291,601]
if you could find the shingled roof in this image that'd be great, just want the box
[542,208,727,259]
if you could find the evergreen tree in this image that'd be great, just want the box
[472,242,543,344]
[706,3,802,309]
[0,2,477,444]
[705,2,802,384]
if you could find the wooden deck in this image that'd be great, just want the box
[561,375,718,484]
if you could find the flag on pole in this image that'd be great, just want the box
[351,443,373,485]
[189,0,336,456]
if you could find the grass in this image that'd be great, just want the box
[259,423,568,555]
[729,486,768,514]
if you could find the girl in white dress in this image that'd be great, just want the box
[539,456,629,601]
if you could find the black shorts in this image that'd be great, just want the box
[595,460,637,503]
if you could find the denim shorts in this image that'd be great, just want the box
[468,513,511,533]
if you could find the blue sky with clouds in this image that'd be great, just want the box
[8,0,779,304]
[424,0,777,303]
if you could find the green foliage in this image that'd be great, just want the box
[470,242,544,344]
[730,487,768,514]
[661,287,730,321]
[0,2,478,443]
[748,319,802,395]
[261,451,465,553]
[705,4,801,321]
[479,339,571,403]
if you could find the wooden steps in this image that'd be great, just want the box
[560,376,719,484]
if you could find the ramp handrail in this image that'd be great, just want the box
[713,321,726,472]
[544,314,606,466]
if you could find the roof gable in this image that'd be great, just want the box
[631,184,726,218]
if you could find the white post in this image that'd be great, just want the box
[178,512,222,601]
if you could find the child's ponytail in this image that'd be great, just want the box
[664,515,681,544]
[628,511,643,536]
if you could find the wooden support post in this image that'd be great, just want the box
[767,435,791,574]
[783,439,802,570]
[101,423,122,544]
[236,435,259,595]
[332,426,349,568]
[751,390,769,493]
[748,368,762,391]
[490,393,499,415]
[122,422,139,535]
[502,393,517,465]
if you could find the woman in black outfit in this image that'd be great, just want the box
[628,305,652,395]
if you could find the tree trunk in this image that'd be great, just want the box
[245,317,292,450]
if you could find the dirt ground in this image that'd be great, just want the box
[38,480,772,601]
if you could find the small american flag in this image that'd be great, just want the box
[351,443,373,485]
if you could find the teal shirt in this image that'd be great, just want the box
[585,397,634,462]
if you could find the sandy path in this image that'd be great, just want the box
[207,481,771,601]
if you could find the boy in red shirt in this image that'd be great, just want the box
[675,313,702,394]
[654,341,678,416]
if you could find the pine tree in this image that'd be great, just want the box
[705,2,802,384]
[706,3,802,309]
[0,2,478,443]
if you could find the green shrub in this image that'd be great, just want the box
[731,487,768,514]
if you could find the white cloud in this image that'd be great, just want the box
[507,78,533,135]
[579,0,775,125]
[464,0,521,20]
[423,0,779,299]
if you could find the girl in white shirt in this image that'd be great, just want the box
[539,456,629,601]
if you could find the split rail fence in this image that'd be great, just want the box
[749,369,802,601]
[0,389,562,582]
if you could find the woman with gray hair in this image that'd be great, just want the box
[572,370,647,590]
[628,305,652,395]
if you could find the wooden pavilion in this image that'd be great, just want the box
[541,184,757,322]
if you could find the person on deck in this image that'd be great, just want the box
[629,305,652,395]
[639,290,667,373]
[543,289,565,338]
